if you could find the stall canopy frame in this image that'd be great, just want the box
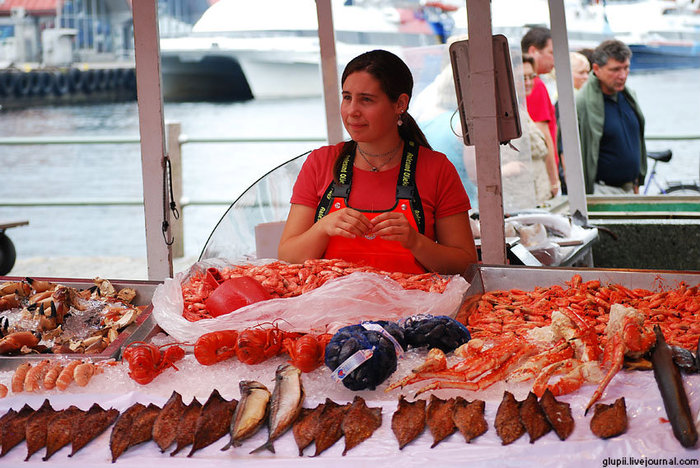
[131,0,586,276]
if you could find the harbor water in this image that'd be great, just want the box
[0,68,699,274]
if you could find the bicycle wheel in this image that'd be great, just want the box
[664,184,700,195]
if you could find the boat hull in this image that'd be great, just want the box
[161,54,253,102]
[236,58,321,99]
[629,43,700,71]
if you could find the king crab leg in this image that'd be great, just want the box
[584,307,656,414]
[414,345,535,396]
[584,334,625,414]
[507,340,573,383]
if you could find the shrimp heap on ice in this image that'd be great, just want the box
[387,274,672,408]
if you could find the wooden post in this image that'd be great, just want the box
[466,0,507,264]
[132,0,173,280]
[315,0,344,144]
[166,122,184,258]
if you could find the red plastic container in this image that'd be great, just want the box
[205,274,271,317]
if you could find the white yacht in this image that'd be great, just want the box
[461,0,700,71]
[159,0,443,101]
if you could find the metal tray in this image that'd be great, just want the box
[459,265,700,322]
[0,275,162,370]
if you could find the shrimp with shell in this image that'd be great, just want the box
[283,333,333,373]
[12,362,32,393]
[122,342,185,385]
[74,362,96,387]
[56,360,82,391]
[43,361,64,390]
[24,359,51,392]
[194,330,239,366]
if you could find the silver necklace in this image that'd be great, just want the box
[357,141,402,172]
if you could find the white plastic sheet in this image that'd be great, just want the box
[0,350,698,468]
[151,259,470,343]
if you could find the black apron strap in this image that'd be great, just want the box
[314,141,424,235]
[396,141,425,234]
[314,152,353,222]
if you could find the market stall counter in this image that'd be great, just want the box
[0,265,698,467]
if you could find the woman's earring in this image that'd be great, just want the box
[397,114,403,126]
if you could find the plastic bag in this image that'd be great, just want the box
[505,213,573,237]
[151,259,470,343]
[514,222,547,247]
[529,241,563,265]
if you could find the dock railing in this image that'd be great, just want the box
[0,122,326,258]
[0,127,695,257]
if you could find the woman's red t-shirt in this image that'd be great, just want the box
[290,142,471,240]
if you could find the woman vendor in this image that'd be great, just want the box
[278,49,477,275]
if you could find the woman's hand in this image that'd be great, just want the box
[279,205,371,263]
[370,212,417,248]
[550,181,561,198]
[318,207,373,239]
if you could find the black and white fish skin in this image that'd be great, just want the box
[250,364,304,454]
[222,380,271,450]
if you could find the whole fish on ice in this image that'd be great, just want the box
[222,380,270,450]
[251,364,304,454]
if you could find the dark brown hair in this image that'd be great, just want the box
[578,48,594,68]
[333,49,431,180]
[522,53,536,68]
[521,26,551,53]
[591,39,632,67]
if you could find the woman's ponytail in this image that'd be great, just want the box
[399,112,431,150]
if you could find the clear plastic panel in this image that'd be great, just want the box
[199,152,309,262]
[200,41,542,263]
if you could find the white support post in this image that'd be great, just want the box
[315,0,344,144]
[548,0,588,222]
[466,0,507,264]
[132,0,173,280]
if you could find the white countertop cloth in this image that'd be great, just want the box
[1,349,698,467]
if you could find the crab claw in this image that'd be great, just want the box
[0,330,40,354]
[584,334,624,415]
